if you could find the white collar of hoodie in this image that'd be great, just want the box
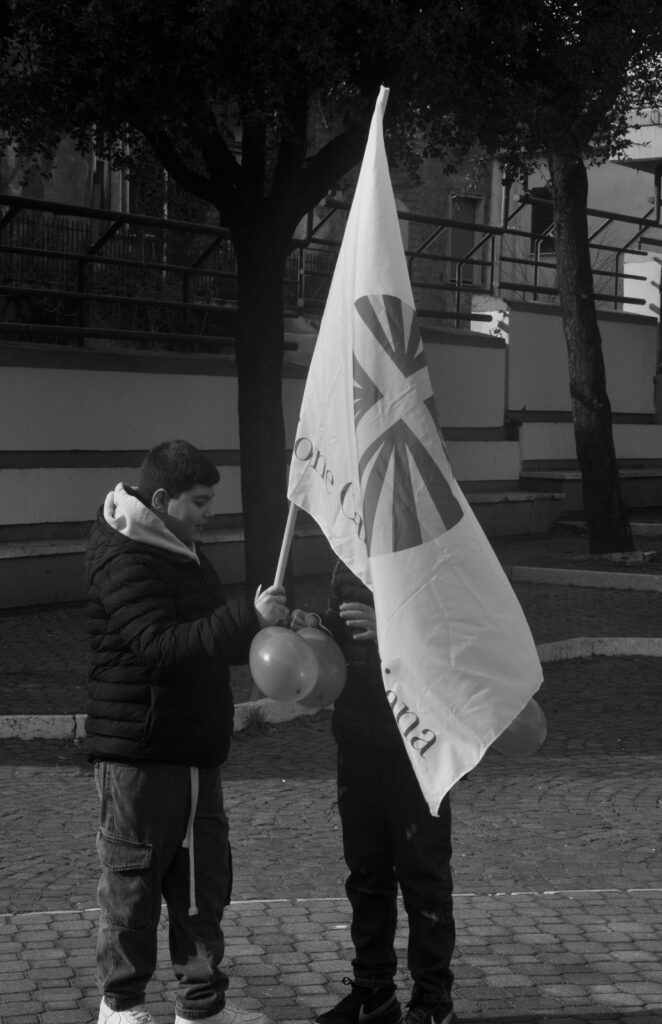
[103,482,200,565]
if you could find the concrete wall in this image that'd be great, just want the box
[520,420,662,464]
[0,299,659,537]
[471,297,658,416]
[470,296,662,473]
[506,303,658,416]
[0,328,507,534]
[422,326,505,429]
[2,301,660,607]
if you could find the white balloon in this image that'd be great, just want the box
[492,699,547,756]
[249,627,318,702]
[296,628,347,708]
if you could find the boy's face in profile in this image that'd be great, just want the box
[154,484,216,544]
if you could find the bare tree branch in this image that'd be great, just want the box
[295,121,369,220]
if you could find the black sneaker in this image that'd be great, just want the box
[315,979,400,1024]
[401,1004,457,1024]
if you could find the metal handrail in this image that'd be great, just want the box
[0,191,659,348]
[312,194,658,322]
[0,191,231,238]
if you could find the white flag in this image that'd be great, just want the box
[287,86,542,813]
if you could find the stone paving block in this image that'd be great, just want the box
[0,940,25,954]
[595,990,645,1006]
[289,959,346,976]
[612,947,659,961]
[544,951,594,964]
[278,971,328,985]
[0,1003,44,1015]
[515,962,559,976]
[238,963,280,978]
[639,939,662,952]
[617,980,661,995]
[21,946,66,961]
[36,1011,91,1023]
[0,978,37,994]
[600,960,639,974]
[484,974,536,989]
[264,951,311,965]
[1,562,662,1024]
[51,919,94,932]
[36,989,85,1002]
[0,958,29,973]
[35,966,75,980]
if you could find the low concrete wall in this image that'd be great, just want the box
[1,297,659,591]
[0,329,507,535]
[521,421,662,464]
[506,303,657,417]
[422,325,506,429]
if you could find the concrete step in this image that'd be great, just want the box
[519,420,662,464]
[0,491,564,610]
[468,489,563,538]
[0,524,336,609]
[447,438,521,484]
[520,467,662,513]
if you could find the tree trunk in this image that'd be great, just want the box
[233,220,291,593]
[547,151,633,553]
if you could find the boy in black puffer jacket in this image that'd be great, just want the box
[85,440,288,1024]
[294,559,456,1024]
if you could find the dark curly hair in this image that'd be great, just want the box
[138,440,220,503]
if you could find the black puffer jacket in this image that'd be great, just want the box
[85,509,259,767]
[325,560,401,748]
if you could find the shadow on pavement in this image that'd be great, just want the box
[0,715,339,777]
[0,737,93,768]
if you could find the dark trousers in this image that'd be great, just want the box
[94,761,231,1020]
[337,743,455,1006]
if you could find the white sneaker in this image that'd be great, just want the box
[98,997,158,1024]
[174,1002,274,1024]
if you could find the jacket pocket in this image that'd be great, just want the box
[98,830,153,871]
[97,829,154,928]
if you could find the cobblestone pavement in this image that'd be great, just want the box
[4,547,662,713]
[0,533,661,1023]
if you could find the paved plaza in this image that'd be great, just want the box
[0,534,661,1023]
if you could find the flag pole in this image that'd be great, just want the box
[274,501,298,586]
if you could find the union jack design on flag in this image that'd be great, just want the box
[287,86,542,812]
[353,292,463,556]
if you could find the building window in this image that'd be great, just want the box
[449,194,481,284]
[530,186,555,254]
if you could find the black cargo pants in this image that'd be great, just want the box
[337,742,455,1007]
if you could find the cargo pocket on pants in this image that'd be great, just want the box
[97,829,154,929]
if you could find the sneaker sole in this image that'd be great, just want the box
[315,1000,401,1024]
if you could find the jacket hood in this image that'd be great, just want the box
[103,482,199,564]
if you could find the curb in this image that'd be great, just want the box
[557,520,662,539]
[0,696,321,741]
[535,635,662,662]
[3,563,662,743]
[509,564,662,591]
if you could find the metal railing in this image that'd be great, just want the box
[0,189,659,351]
[0,194,241,350]
[304,194,660,324]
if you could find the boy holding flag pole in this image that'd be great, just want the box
[274,84,543,1024]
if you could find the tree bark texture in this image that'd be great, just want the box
[233,220,292,592]
[547,151,633,553]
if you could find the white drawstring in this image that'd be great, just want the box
[182,765,200,916]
